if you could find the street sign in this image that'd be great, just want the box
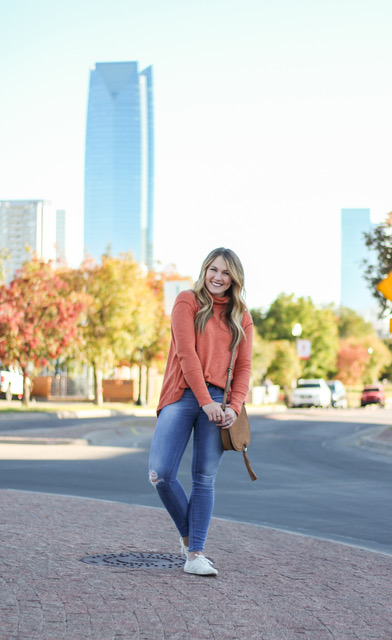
[376,271,392,301]
[296,339,311,360]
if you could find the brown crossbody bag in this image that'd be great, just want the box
[220,349,258,481]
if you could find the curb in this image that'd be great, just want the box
[0,436,89,446]
[357,426,392,455]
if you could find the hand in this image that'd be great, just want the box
[220,406,237,429]
[202,401,226,423]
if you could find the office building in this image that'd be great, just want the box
[340,208,377,320]
[0,200,56,281]
[84,61,154,266]
[55,209,66,264]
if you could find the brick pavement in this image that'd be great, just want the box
[1,489,391,640]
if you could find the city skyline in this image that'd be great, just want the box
[84,61,154,266]
[1,0,391,310]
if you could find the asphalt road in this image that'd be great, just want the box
[1,409,391,555]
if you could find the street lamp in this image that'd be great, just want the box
[292,323,302,338]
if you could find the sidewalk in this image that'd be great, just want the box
[1,489,391,640]
[1,408,392,639]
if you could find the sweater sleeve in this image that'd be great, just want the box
[229,314,253,415]
[171,296,213,407]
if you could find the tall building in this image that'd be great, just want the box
[0,200,56,281]
[340,208,377,320]
[55,209,66,264]
[84,61,154,266]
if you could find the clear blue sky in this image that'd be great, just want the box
[1,0,391,309]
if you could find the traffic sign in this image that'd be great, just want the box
[376,271,392,301]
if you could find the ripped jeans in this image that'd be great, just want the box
[149,386,224,552]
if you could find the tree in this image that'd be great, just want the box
[266,340,302,393]
[363,212,392,315]
[250,329,275,387]
[252,293,339,380]
[336,339,369,386]
[0,248,10,284]
[361,335,391,384]
[79,254,160,405]
[0,259,86,404]
[130,269,176,404]
[337,307,374,338]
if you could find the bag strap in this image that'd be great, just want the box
[221,348,236,411]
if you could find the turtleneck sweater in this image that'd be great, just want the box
[157,289,253,416]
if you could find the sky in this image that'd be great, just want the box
[1,0,391,310]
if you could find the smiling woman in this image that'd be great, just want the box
[205,256,232,297]
[148,247,253,576]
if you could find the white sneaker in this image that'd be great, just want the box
[184,554,218,576]
[179,537,189,559]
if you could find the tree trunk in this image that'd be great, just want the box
[145,366,150,407]
[135,363,143,405]
[22,370,31,406]
[93,364,103,405]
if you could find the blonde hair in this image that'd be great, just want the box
[193,248,248,350]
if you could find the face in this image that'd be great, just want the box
[205,255,232,297]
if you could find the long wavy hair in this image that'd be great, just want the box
[193,248,248,350]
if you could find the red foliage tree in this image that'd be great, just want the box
[0,259,87,404]
[336,339,369,386]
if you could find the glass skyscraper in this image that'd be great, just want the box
[84,62,154,266]
[340,208,376,320]
[0,200,56,282]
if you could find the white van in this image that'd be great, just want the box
[0,365,24,400]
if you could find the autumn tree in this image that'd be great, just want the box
[0,259,86,404]
[129,269,177,404]
[79,254,161,405]
[336,339,369,386]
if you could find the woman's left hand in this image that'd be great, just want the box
[221,406,237,429]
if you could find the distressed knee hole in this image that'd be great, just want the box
[149,470,164,487]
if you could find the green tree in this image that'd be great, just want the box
[266,340,302,393]
[250,329,275,387]
[337,307,374,338]
[361,335,391,383]
[363,212,392,315]
[252,293,339,380]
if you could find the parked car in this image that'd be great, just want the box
[327,380,347,408]
[290,379,331,408]
[360,384,385,407]
[0,365,23,401]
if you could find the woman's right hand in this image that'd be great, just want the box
[202,401,226,423]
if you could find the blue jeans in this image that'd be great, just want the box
[149,386,224,552]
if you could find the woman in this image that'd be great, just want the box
[149,248,253,575]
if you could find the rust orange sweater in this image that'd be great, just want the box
[157,290,253,415]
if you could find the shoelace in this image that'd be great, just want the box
[193,554,214,566]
